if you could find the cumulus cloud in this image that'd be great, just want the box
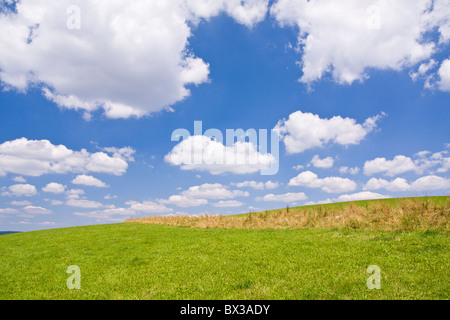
[271,0,447,86]
[256,192,307,203]
[165,135,276,175]
[0,138,131,177]
[288,171,357,194]
[71,175,108,188]
[66,198,103,209]
[42,182,66,194]
[437,58,450,92]
[0,0,268,119]
[23,206,52,215]
[335,192,391,202]
[232,180,280,190]
[213,200,244,208]
[364,177,411,192]
[275,111,384,154]
[161,195,209,208]
[125,201,173,214]
[181,183,249,200]
[364,151,450,176]
[0,208,19,214]
[309,155,334,169]
[364,155,418,176]
[339,166,360,175]
[74,207,137,222]
[364,175,450,192]
[2,184,38,197]
[159,183,249,207]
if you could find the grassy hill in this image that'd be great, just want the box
[0,197,448,300]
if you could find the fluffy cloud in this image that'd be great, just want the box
[364,175,450,192]
[181,183,249,200]
[335,192,391,202]
[160,183,249,207]
[288,171,357,194]
[74,207,137,222]
[0,0,268,119]
[0,208,19,214]
[364,155,418,176]
[275,111,383,154]
[437,58,450,92]
[256,192,307,203]
[213,200,244,208]
[233,180,280,190]
[310,155,334,169]
[23,206,52,215]
[66,199,103,209]
[0,138,131,177]
[2,184,38,197]
[161,195,208,208]
[42,182,66,194]
[364,151,450,176]
[71,175,108,188]
[339,167,360,175]
[125,201,173,214]
[364,177,411,192]
[271,0,447,86]
[165,135,276,175]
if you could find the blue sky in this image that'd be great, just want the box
[0,0,449,231]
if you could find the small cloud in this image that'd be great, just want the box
[42,183,66,194]
[72,175,109,188]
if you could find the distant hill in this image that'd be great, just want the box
[0,231,21,236]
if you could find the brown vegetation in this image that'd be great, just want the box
[126,198,449,232]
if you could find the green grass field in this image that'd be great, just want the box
[1,197,449,300]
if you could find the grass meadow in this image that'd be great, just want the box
[0,197,448,300]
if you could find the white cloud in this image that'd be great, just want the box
[364,177,411,192]
[42,182,66,194]
[50,200,64,206]
[66,199,103,209]
[0,208,19,214]
[275,111,383,154]
[71,175,108,188]
[271,0,445,85]
[2,184,38,197]
[0,0,268,119]
[364,175,450,192]
[364,155,418,176]
[437,58,450,92]
[165,135,276,175]
[159,183,249,208]
[213,200,244,208]
[310,155,334,169]
[364,151,450,176]
[125,201,173,214]
[288,171,357,194]
[181,183,249,200]
[339,166,360,175]
[161,195,208,208]
[12,176,26,183]
[233,180,280,190]
[23,206,52,215]
[10,200,32,206]
[0,138,131,177]
[410,175,450,191]
[74,207,137,222]
[335,192,391,202]
[256,192,307,203]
